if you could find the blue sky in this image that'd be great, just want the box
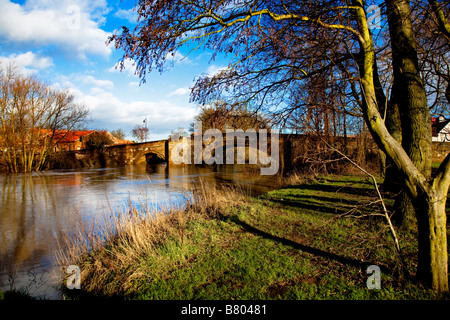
[0,0,228,140]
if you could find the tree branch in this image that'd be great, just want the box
[433,150,450,193]
[428,0,450,42]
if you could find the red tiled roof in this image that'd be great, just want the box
[41,129,96,143]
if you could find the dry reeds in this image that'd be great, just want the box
[54,179,249,297]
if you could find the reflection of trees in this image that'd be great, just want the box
[0,172,71,291]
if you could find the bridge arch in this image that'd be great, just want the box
[145,152,166,164]
[131,144,167,165]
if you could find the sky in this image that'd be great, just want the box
[0,0,229,141]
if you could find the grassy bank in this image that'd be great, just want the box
[58,174,449,300]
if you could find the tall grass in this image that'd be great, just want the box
[54,179,248,297]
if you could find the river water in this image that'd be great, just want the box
[0,164,278,299]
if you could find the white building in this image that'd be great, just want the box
[432,116,450,142]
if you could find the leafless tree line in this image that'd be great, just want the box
[0,63,88,172]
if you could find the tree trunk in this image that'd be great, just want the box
[383,84,402,196]
[353,0,448,291]
[415,189,449,291]
[386,0,432,230]
[392,192,416,229]
[386,0,431,175]
[387,97,416,230]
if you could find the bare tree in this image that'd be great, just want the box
[84,131,115,149]
[0,63,89,172]
[111,128,126,140]
[193,100,270,132]
[131,124,149,142]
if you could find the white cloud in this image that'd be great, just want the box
[79,75,114,91]
[0,0,111,59]
[74,88,196,139]
[109,58,138,76]
[169,87,190,97]
[128,81,140,87]
[206,64,228,77]
[0,51,53,74]
[114,8,137,24]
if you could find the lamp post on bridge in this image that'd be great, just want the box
[143,116,149,142]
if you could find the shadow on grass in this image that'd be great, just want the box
[268,198,350,215]
[266,176,395,217]
[285,183,377,197]
[267,196,382,216]
[222,213,391,276]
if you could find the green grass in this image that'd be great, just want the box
[62,174,449,300]
[433,162,442,169]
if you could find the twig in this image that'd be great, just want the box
[322,140,409,278]
[335,198,386,219]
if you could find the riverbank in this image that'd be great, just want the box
[52,173,450,300]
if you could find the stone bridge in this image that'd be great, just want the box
[100,135,277,166]
[73,133,282,166]
[96,133,296,169]
[71,139,173,166]
[104,139,172,165]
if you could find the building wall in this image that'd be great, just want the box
[54,140,83,152]
[432,133,450,142]
[432,121,450,142]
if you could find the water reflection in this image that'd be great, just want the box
[0,164,277,299]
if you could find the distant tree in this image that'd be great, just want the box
[131,124,149,142]
[193,101,270,132]
[111,128,125,140]
[84,131,115,149]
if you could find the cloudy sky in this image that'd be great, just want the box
[0,0,228,140]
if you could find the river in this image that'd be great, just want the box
[0,164,278,299]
